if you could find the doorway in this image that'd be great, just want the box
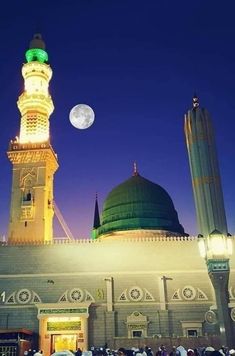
[52,334,77,352]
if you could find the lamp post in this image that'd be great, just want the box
[198,230,233,347]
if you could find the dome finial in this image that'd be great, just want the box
[25,34,48,63]
[192,93,199,109]
[29,33,46,50]
[133,161,139,176]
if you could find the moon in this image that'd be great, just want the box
[69,104,95,129]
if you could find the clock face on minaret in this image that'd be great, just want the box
[7,34,59,244]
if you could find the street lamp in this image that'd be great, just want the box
[198,230,233,347]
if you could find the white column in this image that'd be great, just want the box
[159,275,172,310]
[158,276,166,310]
[83,317,88,351]
[38,317,51,356]
[104,277,113,312]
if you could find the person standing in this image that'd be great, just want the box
[156,345,168,356]
[76,348,83,356]
[170,347,179,356]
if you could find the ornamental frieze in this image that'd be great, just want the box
[7,149,58,172]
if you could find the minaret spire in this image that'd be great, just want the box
[133,161,139,176]
[192,93,199,109]
[93,193,100,229]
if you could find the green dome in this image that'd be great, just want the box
[95,174,186,237]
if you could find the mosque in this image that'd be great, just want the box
[0,34,234,356]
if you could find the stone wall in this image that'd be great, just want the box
[0,239,234,347]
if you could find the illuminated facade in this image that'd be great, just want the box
[0,35,235,356]
[7,34,58,243]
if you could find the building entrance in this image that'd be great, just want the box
[37,303,90,356]
[52,334,77,352]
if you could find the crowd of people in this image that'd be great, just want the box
[24,349,43,356]
[24,350,43,356]
[22,345,235,356]
[88,345,235,356]
[154,345,235,356]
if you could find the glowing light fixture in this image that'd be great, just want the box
[198,231,233,259]
[25,48,48,63]
[209,234,227,256]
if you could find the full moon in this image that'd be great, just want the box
[69,104,95,129]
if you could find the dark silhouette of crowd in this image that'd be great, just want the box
[85,345,235,356]
[22,344,235,356]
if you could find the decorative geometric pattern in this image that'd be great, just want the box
[129,287,143,302]
[69,288,84,302]
[84,291,95,302]
[5,290,41,305]
[59,293,67,302]
[16,289,32,304]
[197,288,208,300]
[205,310,217,324]
[32,292,41,303]
[143,288,155,301]
[171,287,207,301]
[20,168,37,188]
[118,289,128,302]
[58,289,95,303]
[171,289,182,300]
[118,287,154,302]
[5,293,16,304]
[20,206,34,219]
[182,286,196,300]
[133,311,141,317]
[231,308,235,322]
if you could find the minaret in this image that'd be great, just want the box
[93,193,100,229]
[7,34,58,243]
[92,193,100,239]
[184,95,227,237]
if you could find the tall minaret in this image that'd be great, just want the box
[184,95,227,237]
[7,34,58,243]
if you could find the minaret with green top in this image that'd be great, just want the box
[7,34,58,244]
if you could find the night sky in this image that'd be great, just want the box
[0,0,235,238]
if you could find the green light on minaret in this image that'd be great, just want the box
[25,33,48,63]
[25,48,48,63]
